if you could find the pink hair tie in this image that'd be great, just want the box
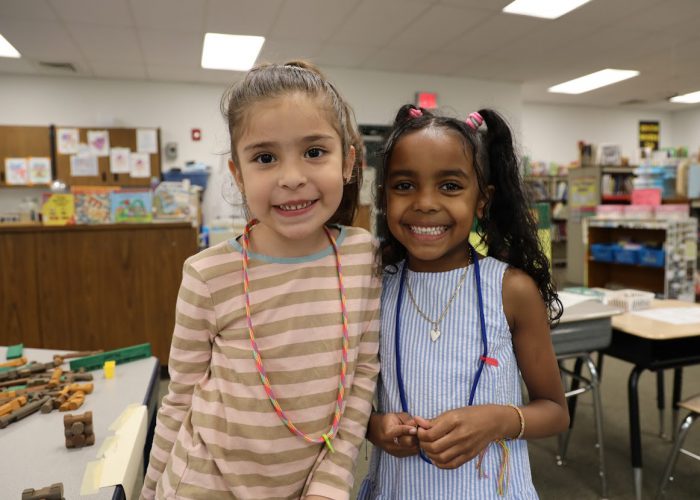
[466,111,483,130]
[408,108,423,118]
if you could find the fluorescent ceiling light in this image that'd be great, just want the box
[548,69,640,94]
[0,33,21,58]
[503,0,592,19]
[670,91,700,104]
[201,33,264,71]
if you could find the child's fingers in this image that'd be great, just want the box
[413,415,432,429]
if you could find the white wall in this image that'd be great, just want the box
[0,70,523,223]
[521,103,674,165]
[670,107,700,158]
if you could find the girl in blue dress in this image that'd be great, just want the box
[359,105,569,499]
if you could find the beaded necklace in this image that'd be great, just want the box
[240,220,349,452]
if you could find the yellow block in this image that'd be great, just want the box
[104,360,116,379]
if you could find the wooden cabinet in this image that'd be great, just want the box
[0,223,198,364]
[0,125,53,186]
[584,218,696,301]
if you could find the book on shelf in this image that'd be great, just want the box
[110,189,153,223]
[72,185,117,224]
[41,193,75,226]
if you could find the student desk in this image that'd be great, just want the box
[0,347,160,499]
[604,300,700,500]
[550,297,621,499]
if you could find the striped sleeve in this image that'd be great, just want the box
[305,263,381,499]
[140,259,217,500]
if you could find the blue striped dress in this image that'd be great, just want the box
[358,258,539,499]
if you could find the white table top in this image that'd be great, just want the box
[0,347,159,499]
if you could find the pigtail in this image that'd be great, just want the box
[477,109,562,323]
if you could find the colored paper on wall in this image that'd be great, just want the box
[87,130,110,157]
[57,128,79,154]
[5,157,29,185]
[28,157,52,184]
[109,147,131,173]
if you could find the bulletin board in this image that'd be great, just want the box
[0,125,53,186]
[54,127,161,188]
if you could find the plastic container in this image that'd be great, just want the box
[654,204,689,220]
[163,169,209,189]
[613,244,641,265]
[622,204,654,219]
[602,289,654,312]
[595,205,624,219]
[590,243,616,262]
[639,247,665,267]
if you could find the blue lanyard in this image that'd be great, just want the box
[394,244,489,465]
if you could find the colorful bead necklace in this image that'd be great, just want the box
[240,220,349,452]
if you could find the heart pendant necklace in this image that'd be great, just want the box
[405,254,471,342]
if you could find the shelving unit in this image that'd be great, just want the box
[584,218,696,301]
[524,175,567,267]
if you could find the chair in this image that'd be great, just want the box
[557,353,607,499]
[656,394,700,499]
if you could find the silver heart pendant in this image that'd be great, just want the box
[430,328,441,342]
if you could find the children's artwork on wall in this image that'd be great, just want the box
[87,130,110,157]
[110,190,153,223]
[136,128,158,154]
[70,153,99,177]
[130,152,151,178]
[28,157,52,184]
[57,128,79,154]
[110,147,131,173]
[5,157,29,185]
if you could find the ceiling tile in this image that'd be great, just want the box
[87,60,147,80]
[388,4,493,51]
[269,0,360,42]
[65,23,142,63]
[205,0,283,36]
[50,0,133,26]
[0,19,82,61]
[258,39,321,64]
[0,0,56,21]
[139,31,202,67]
[330,0,430,47]
[440,14,541,56]
[314,44,377,68]
[129,0,206,33]
[360,47,426,73]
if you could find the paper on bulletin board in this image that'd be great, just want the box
[5,157,29,185]
[136,128,158,154]
[88,130,111,157]
[28,157,52,184]
[71,153,99,177]
[57,128,79,154]
[81,404,147,499]
[130,152,151,178]
[110,147,131,173]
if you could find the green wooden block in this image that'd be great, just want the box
[69,343,152,372]
[6,343,23,360]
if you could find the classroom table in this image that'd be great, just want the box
[604,300,700,500]
[0,347,160,499]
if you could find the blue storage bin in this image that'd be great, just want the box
[639,247,665,267]
[613,246,641,265]
[163,169,209,189]
[590,243,616,262]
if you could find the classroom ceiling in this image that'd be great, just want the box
[1,0,699,112]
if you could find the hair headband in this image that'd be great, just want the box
[466,111,484,130]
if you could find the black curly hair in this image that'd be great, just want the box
[377,104,562,323]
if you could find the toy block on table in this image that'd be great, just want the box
[6,343,23,360]
[69,343,151,372]
[21,482,64,500]
[64,411,94,448]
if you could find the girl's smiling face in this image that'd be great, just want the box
[230,92,354,257]
[386,127,489,272]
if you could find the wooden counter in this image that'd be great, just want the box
[0,223,198,364]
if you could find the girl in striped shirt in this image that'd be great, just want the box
[141,62,380,500]
[359,105,569,499]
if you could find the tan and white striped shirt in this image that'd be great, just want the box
[142,226,380,500]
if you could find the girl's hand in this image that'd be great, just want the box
[367,412,419,457]
[414,405,506,469]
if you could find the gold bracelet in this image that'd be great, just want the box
[506,404,525,440]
